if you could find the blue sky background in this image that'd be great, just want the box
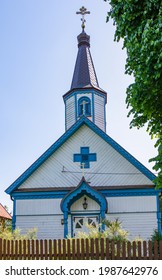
[0,0,157,212]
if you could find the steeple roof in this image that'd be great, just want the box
[70,30,105,93]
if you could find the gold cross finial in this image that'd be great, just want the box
[76,6,90,31]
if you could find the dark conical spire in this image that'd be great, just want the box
[70,30,100,90]
[63,8,107,132]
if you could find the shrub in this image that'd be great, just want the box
[73,218,129,242]
[150,229,162,242]
[149,229,162,254]
[0,227,38,240]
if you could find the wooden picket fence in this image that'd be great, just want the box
[0,238,162,260]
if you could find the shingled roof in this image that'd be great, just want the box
[0,203,12,220]
[70,30,105,93]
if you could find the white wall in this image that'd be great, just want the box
[16,215,64,239]
[16,199,62,215]
[65,95,75,130]
[16,199,63,239]
[15,195,158,240]
[94,94,105,131]
[106,195,158,240]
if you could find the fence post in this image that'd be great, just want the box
[0,239,2,260]
[67,239,71,260]
[160,240,162,260]
[81,239,85,260]
[100,238,105,260]
[76,239,81,260]
[121,241,126,259]
[137,241,142,259]
[95,238,99,260]
[143,241,147,260]
[132,241,137,259]
[116,241,121,260]
[72,239,76,260]
[148,240,153,259]
[105,239,110,259]
[127,241,131,260]
[90,238,94,260]
[111,241,115,260]
[154,241,158,260]
[58,240,62,260]
[53,239,57,260]
[62,239,66,260]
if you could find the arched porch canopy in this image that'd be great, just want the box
[61,177,107,213]
[60,177,108,237]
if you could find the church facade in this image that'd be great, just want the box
[6,17,161,240]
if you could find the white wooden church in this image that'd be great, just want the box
[6,8,161,240]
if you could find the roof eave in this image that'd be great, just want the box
[63,86,107,103]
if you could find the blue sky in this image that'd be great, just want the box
[0,0,157,212]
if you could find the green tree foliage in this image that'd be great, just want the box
[3,205,12,232]
[104,0,162,187]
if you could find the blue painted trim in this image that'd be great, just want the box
[11,190,68,200]
[101,210,106,231]
[63,88,107,103]
[61,178,107,237]
[12,199,16,231]
[65,100,67,131]
[6,116,156,194]
[78,96,91,117]
[64,211,68,238]
[73,146,97,169]
[101,188,160,197]
[156,195,161,233]
[61,180,107,213]
[92,91,95,123]
[71,215,73,237]
[10,188,160,202]
[75,94,77,122]
[104,97,106,133]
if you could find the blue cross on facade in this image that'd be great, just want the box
[73,147,97,168]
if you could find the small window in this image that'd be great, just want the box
[78,97,91,117]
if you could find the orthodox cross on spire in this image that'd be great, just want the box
[76,6,90,31]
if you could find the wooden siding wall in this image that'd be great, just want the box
[94,94,105,131]
[65,96,75,130]
[16,215,64,239]
[107,196,157,213]
[106,196,157,240]
[19,125,153,190]
[16,199,62,215]
[16,199,63,239]
[106,212,157,241]
[15,195,157,240]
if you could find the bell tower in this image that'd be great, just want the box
[63,7,107,132]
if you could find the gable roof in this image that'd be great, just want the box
[5,116,156,195]
[0,204,12,220]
